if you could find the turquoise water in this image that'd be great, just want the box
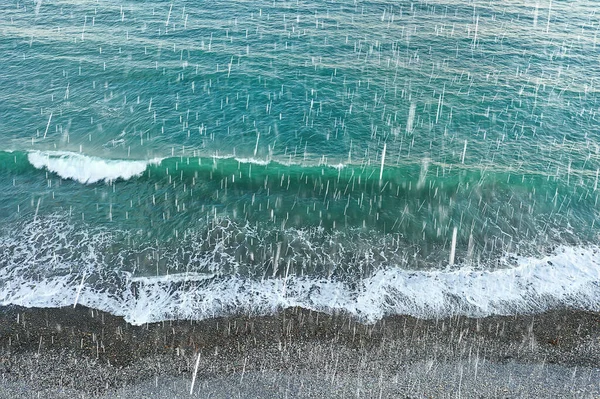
[1,0,599,323]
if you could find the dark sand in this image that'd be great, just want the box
[0,305,599,398]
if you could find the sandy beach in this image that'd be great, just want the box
[0,305,599,398]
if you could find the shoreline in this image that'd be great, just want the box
[0,306,599,398]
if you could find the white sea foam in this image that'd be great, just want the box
[1,232,598,325]
[1,214,599,325]
[117,246,600,323]
[130,272,216,284]
[27,151,162,184]
[212,153,348,169]
[232,157,271,166]
[232,156,348,170]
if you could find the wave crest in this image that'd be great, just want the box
[27,151,161,184]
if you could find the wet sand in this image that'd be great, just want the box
[0,305,599,398]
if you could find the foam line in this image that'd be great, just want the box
[1,243,598,325]
[1,215,598,325]
[119,246,600,324]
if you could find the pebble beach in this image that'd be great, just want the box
[1,306,599,398]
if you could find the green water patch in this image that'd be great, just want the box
[1,150,597,276]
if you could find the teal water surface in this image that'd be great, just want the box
[0,0,599,322]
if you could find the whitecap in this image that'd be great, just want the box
[27,151,162,184]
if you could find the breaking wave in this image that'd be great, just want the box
[0,216,598,325]
[27,151,162,184]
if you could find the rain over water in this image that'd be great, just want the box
[1,0,599,324]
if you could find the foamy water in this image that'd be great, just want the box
[0,216,598,325]
[27,151,162,184]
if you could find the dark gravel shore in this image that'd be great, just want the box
[0,306,599,398]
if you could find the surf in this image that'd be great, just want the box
[0,215,598,325]
[27,150,163,184]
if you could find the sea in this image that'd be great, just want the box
[1,0,599,325]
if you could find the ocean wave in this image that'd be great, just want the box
[0,216,598,325]
[111,246,600,324]
[2,246,599,325]
[27,151,162,184]
[18,150,351,184]
[5,149,594,193]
